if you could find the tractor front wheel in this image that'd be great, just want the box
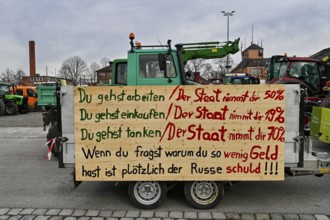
[5,102,18,115]
[0,100,5,115]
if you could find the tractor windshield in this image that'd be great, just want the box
[279,61,321,94]
[0,85,10,96]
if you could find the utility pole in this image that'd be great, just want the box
[221,10,235,73]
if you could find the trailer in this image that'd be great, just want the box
[44,34,330,210]
[45,83,330,210]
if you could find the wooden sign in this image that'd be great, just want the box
[74,85,286,181]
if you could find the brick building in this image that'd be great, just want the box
[96,65,111,84]
[231,43,269,80]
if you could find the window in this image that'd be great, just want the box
[27,89,37,97]
[279,61,321,94]
[16,89,23,96]
[250,67,262,76]
[278,63,287,78]
[272,63,280,79]
[288,62,301,78]
[139,54,176,78]
[232,79,242,84]
[116,63,127,85]
[301,63,320,93]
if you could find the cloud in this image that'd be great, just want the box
[1,0,329,75]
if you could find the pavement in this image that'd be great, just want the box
[0,208,329,220]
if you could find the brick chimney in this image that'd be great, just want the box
[29,41,36,77]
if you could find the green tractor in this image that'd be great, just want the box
[0,82,29,115]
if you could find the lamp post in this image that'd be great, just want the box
[221,10,235,72]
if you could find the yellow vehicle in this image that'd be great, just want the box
[15,86,38,110]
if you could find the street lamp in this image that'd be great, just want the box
[221,10,235,71]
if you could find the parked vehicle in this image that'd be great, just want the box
[266,55,285,83]
[0,97,4,115]
[310,85,330,144]
[36,84,57,111]
[224,73,260,85]
[267,55,330,134]
[14,86,39,110]
[43,34,330,210]
[209,78,223,85]
[0,82,29,115]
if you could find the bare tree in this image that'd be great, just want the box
[14,68,25,82]
[185,57,236,81]
[86,62,101,83]
[213,58,227,78]
[202,62,214,79]
[1,68,15,82]
[59,56,87,85]
[213,56,234,78]
[185,59,215,80]
[100,57,110,67]
[185,58,206,73]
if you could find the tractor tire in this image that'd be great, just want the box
[5,102,18,115]
[0,100,5,115]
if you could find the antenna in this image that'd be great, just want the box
[251,24,254,44]
[157,38,164,48]
[244,37,246,50]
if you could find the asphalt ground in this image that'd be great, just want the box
[0,111,44,128]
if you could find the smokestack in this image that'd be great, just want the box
[29,41,36,77]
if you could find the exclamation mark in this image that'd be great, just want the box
[275,162,278,175]
[270,162,273,175]
[264,162,268,175]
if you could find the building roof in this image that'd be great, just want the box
[231,58,269,72]
[242,43,263,53]
[96,65,111,73]
[310,48,330,60]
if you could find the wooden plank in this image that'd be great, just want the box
[74,84,286,181]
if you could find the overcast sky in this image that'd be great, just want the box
[1,0,329,76]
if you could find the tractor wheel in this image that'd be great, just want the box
[0,100,5,115]
[5,102,18,115]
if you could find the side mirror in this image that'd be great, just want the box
[158,54,167,71]
[158,53,173,83]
